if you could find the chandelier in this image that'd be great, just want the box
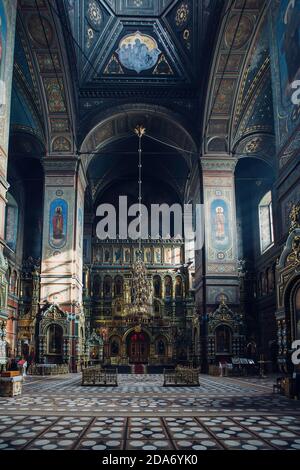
[130,125,152,320]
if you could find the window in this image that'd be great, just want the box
[259,191,274,253]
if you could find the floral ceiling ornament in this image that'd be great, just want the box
[175,3,190,28]
[87,0,103,29]
[117,31,161,73]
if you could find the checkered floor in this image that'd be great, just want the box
[0,374,300,450]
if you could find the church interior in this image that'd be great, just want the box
[0,0,300,453]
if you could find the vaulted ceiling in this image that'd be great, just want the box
[62,0,222,130]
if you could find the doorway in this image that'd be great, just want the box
[127,331,149,364]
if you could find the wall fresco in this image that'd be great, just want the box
[270,0,300,150]
[49,198,68,250]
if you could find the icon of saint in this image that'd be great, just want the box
[215,207,225,241]
[52,206,64,240]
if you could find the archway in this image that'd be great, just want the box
[46,324,64,364]
[127,330,150,364]
[215,324,232,357]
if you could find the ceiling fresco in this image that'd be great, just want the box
[63,0,222,129]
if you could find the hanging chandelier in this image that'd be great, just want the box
[130,125,152,320]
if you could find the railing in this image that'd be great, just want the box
[81,366,118,386]
[28,364,69,376]
[163,366,200,386]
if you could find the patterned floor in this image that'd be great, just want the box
[0,374,300,450]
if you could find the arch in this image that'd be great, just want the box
[126,329,150,364]
[215,324,232,354]
[80,104,197,174]
[47,323,63,356]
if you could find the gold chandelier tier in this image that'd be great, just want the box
[130,250,152,318]
[129,125,152,320]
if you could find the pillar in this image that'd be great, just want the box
[0,1,17,367]
[201,156,240,305]
[39,157,87,370]
[199,156,243,365]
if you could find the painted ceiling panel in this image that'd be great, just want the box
[105,0,174,17]
[65,0,219,86]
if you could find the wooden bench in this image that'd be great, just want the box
[163,366,200,387]
[81,366,118,386]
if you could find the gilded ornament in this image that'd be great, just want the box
[175,3,190,27]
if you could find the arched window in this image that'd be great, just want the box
[215,325,232,354]
[5,194,19,252]
[164,276,172,298]
[47,324,63,355]
[259,191,274,254]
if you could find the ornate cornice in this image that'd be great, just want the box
[201,156,237,172]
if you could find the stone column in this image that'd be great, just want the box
[40,157,87,370]
[199,156,242,366]
[200,156,240,307]
[0,2,17,367]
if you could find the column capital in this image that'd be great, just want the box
[42,155,80,174]
[201,155,237,172]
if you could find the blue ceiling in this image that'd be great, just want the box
[65,0,220,89]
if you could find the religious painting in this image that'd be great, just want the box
[271,0,300,147]
[211,199,231,252]
[43,78,66,113]
[164,247,172,264]
[124,247,131,263]
[173,247,181,265]
[103,247,112,263]
[114,246,122,263]
[49,198,67,249]
[154,247,161,263]
[117,31,161,73]
[93,245,102,263]
[144,247,151,263]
